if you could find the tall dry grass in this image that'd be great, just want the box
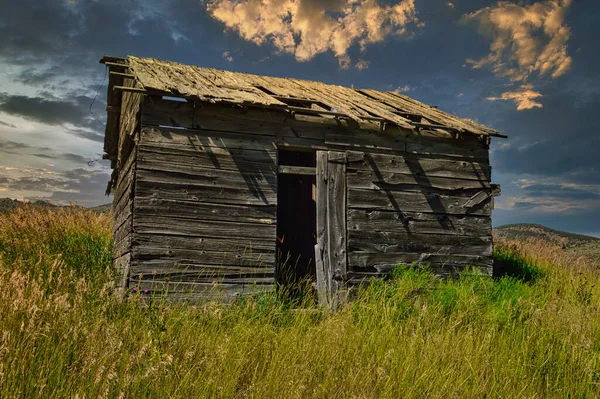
[1,206,600,398]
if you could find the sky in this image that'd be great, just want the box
[0,0,598,236]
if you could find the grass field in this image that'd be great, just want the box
[2,206,600,398]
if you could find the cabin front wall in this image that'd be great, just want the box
[111,96,495,301]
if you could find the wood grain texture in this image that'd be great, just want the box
[348,188,493,216]
[348,209,491,236]
[315,151,329,307]
[347,169,490,195]
[134,198,276,225]
[346,151,491,181]
[348,233,492,256]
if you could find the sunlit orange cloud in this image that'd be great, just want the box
[464,0,572,81]
[464,0,572,110]
[486,84,543,111]
[206,0,422,69]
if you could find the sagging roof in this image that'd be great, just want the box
[100,55,505,157]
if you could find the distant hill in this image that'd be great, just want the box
[494,224,599,246]
[0,198,111,214]
[495,223,600,266]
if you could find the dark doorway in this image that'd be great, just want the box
[276,150,317,287]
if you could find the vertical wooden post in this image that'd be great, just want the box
[315,151,348,310]
[315,151,329,307]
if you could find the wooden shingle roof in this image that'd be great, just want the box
[100,55,505,152]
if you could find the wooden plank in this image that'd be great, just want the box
[133,233,275,253]
[349,252,493,272]
[133,216,276,240]
[346,263,493,282]
[346,151,491,181]
[347,169,490,194]
[128,280,273,299]
[387,90,499,135]
[406,140,489,161]
[278,166,316,175]
[326,151,348,309]
[114,253,131,297]
[348,233,492,256]
[137,144,277,175]
[134,198,276,225]
[315,151,329,306]
[113,195,132,233]
[135,167,277,194]
[348,210,491,236]
[140,97,194,128]
[112,235,132,260]
[405,140,488,159]
[129,264,274,281]
[132,246,274,266]
[135,178,277,206]
[348,188,493,216]
[140,126,279,151]
[114,85,147,94]
[113,214,132,245]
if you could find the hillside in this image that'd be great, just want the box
[0,197,111,214]
[495,223,600,266]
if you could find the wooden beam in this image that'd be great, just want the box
[100,56,126,64]
[106,106,121,113]
[411,122,457,131]
[110,71,135,79]
[278,165,316,175]
[104,61,128,68]
[113,86,147,94]
[273,95,318,104]
[284,105,350,118]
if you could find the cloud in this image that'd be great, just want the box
[394,84,411,93]
[0,139,93,165]
[355,59,370,70]
[222,50,234,61]
[0,92,91,126]
[206,0,421,64]
[464,0,572,82]
[486,84,543,110]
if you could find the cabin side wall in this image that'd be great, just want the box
[111,79,143,296]
[127,100,279,300]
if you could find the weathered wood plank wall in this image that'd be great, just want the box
[346,150,493,281]
[116,95,494,300]
[128,102,279,298]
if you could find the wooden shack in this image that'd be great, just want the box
[100,55,506,305]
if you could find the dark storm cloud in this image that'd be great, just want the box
[16,67,61,86]
[0,139,93,165]
[0,92,91,126]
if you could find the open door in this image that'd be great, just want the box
[315,151,348,309]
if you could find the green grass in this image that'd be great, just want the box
[2,206,600,397]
